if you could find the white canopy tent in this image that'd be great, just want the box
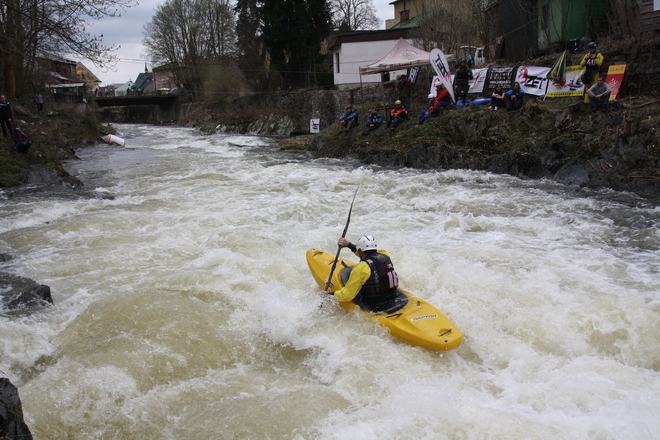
[359,38,431,75]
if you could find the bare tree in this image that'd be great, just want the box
[330,0,380,31]
[143,0,236,94]
[408,0,474,57]
[0,0,135,98]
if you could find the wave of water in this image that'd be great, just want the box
[1,124,659,439]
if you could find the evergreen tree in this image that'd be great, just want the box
[260,0,331,88]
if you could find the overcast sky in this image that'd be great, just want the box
[85,0,395,86]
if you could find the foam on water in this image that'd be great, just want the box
[1,124,659,439]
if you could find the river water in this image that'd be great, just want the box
[1,124,659,439]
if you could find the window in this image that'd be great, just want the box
[335,52,340,73]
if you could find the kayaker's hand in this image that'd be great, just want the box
[320,290,330,297]
[337,237,349,248]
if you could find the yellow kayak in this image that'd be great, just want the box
[306,248,463,351]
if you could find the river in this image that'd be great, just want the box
[1,124,659,439]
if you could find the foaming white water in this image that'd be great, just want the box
[0,123,659,439]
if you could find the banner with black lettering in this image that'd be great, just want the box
[515,66,550,97]
[429,48,456,103]
[484,67,516,93]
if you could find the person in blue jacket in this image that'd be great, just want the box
[505,82,525,113]
[338,105,358,134]
[362,107,383,136]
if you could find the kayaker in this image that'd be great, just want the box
[320,235,405,313]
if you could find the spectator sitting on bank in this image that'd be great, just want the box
[338,105,358,134]
[362,107,383,136]
[435,81,452,106]
[386,100,408,132]
[489,85,505,111]
[13,127,31,154]
[580,42,604,87]
[419,93,441,125]
[586,75,612,112]
[505,82,525,113]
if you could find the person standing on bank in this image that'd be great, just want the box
[320,236,404,313]
[0,95,14,138]
[580,42,604,87]
[396,74,412,112]
[453,60,473,104]
[34,93,44,113]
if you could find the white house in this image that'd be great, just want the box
[327,29,414,90]
[114,81,134,96]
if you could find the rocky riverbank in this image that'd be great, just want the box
[180,93,660,202]
[301,96,660,201]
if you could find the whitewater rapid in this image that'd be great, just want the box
[1,124,659,439]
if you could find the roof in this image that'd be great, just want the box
[48,71,69,81]
[327,28,411,51]
[46,83,85,88]
[390,16,420,29]
[359,38,431,74]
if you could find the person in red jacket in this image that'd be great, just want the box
[419,93,440,124]
[435,81,451,105]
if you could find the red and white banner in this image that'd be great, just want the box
[429,48,455,103]
[515,66,550,97]
[605,64,626,101]
[469,68,488,94]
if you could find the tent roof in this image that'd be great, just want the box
[359,38,431,75]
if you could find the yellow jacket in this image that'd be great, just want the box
[333,250,392,302]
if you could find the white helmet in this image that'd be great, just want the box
[428,93,436,99]
[356,235,377,252]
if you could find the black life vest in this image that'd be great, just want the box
[455,68,471,86]
[355,252,400,312]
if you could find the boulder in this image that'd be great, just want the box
[0,378,33,439]
[0,272,53,313]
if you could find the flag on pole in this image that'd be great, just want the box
[547,50,567,87]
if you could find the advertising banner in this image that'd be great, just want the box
[429,48,456,103]
[469,68,488,94]
[484,67,516,93]
[545,65,585,97]
[407,66,421,89]
[606,64,626,101]
[515,66,550,97]
[309,119,320,133]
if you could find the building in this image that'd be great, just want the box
[114,81,134,96]
[152,63,178,91]
[386,0,424,29]
[640,0,660,32]
[132,64,155,94]
[485,0,608,62]
[327,28,413,89]
[76,63,102,95]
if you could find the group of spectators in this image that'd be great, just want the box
[338,41,612,135]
